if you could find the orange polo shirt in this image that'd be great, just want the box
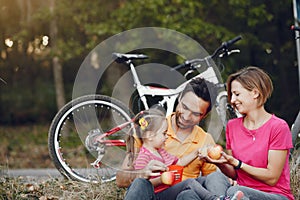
[164,113,217,180]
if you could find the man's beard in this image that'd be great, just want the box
[175,111,193,130]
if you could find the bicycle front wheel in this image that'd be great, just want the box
[48,94,134,183]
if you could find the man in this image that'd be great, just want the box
[116,77,227,199]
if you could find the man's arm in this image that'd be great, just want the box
[176,149,198,166]
[116,153,168,188]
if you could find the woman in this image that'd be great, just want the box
[205,66,294,200]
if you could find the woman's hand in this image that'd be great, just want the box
[220,151,240,167]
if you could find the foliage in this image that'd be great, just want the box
[0,0,299,126]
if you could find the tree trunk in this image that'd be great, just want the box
[50,0,65,109]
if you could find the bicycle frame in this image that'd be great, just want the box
[128,58,222,116]
[93,57,226,151]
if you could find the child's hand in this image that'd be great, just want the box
[142,160,168,179]
[161,171,175,185]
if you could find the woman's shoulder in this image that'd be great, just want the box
[228,116,243,126]
[268,114,289,128]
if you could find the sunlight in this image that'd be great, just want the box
[5,38,13,48]
[42,35,49,46]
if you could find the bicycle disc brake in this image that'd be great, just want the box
[85,129,106,168]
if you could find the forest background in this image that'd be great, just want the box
[1,0,299,127]
[0,0,299,161]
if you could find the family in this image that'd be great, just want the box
[116,66,294,200]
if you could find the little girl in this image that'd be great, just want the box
[129,108,242,200]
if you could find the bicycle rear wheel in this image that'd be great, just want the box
[48,94,134,183]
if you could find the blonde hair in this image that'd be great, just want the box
[227,66,273,107]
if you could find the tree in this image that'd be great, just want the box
[50,0,65,109]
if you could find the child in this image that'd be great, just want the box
[129,108,243,200]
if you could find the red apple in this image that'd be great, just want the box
[161,171,175,185]
[207,144,223,160]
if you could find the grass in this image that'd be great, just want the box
[0,177,126,200]
[0,125,299,199]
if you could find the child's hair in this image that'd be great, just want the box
[133,108,166,141]
[126,108,166,166]
[226,66,273,107]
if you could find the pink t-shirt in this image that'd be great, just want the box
[134,146,178,193]
[226,115,294,200]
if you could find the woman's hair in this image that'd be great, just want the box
[126,108,166,166]
[226,66,273,107]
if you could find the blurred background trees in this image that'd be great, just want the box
[0,0,298,126]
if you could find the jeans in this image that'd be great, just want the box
[202,171,231,196]
[227,185,289,200]
[177,172,230,200]
[124,178,155,200]
[204,171,289,200]
[124,178,219,200]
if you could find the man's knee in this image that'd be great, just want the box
[176,190,201,200]
[204,171,230,196]
[206,171,227,180]
[205,171,229,185]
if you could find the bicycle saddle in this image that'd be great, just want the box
[112,52,148,63]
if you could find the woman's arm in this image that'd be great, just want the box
[223,149,288,186]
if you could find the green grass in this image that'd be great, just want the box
[0,125,53,169]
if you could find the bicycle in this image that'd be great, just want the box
[290,25,300,167]
[48,36,242,183]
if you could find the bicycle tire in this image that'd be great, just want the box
[291,110,300,148]
[48,94,134,183]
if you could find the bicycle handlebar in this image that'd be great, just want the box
[172,35,242,71]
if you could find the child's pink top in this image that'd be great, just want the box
[134,146,178,193]
[226,115,294,200]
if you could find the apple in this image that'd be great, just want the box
[160,171,175,185]
[207,144,223,160]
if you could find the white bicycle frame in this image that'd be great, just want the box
[128,58,226,117]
